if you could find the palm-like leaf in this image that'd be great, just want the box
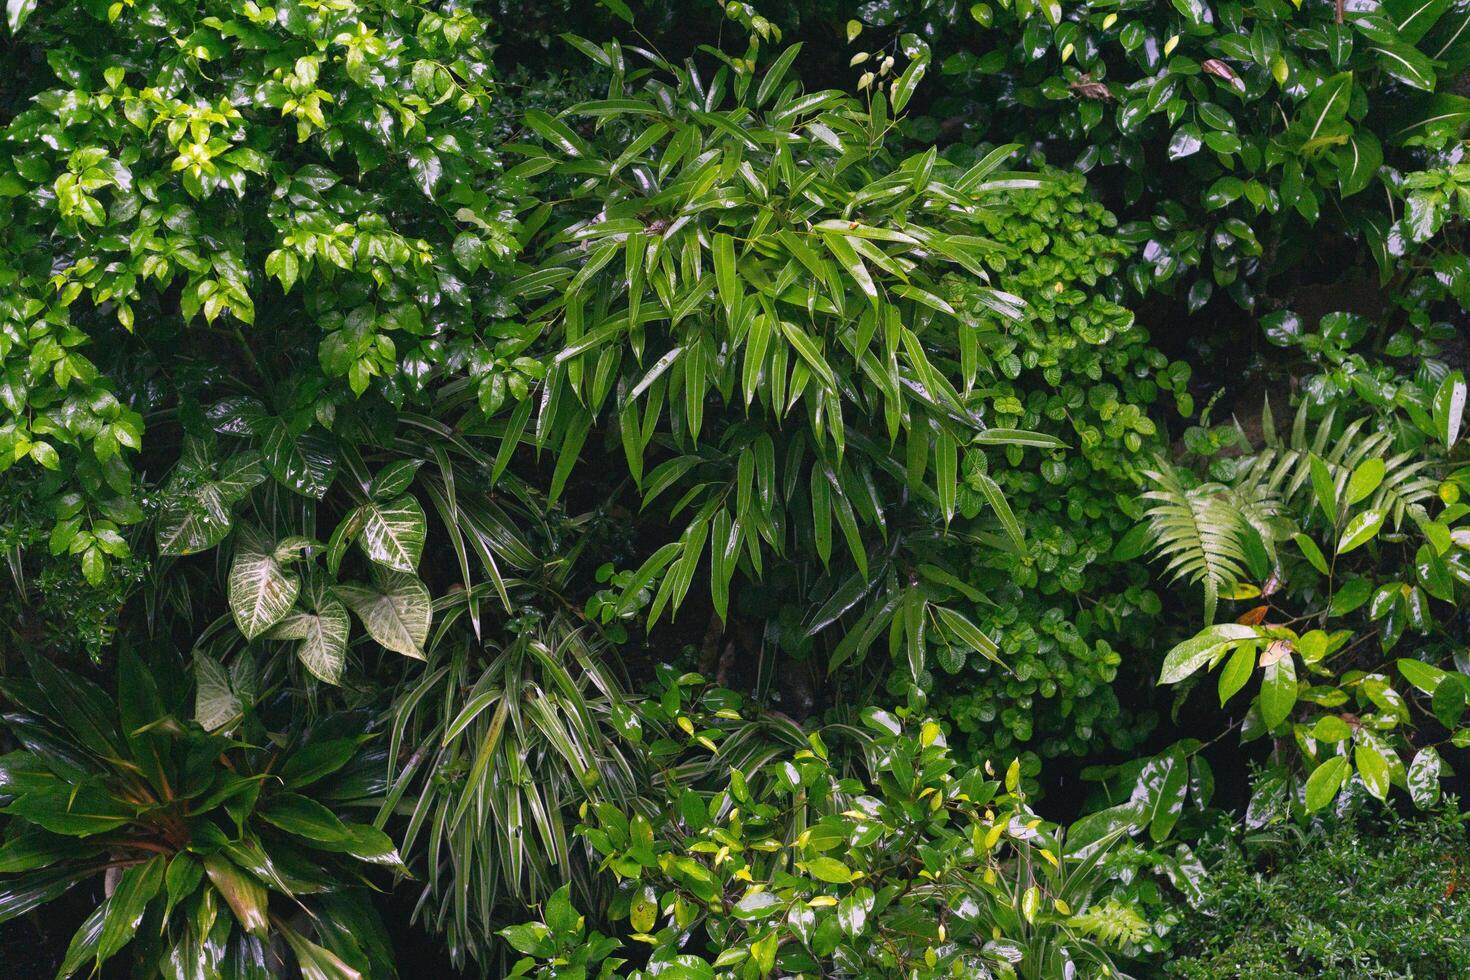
[1142,464,1263,624]
[1232,398,1437,528]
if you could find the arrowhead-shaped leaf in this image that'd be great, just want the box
[194,651,242,732]
[262,421,337,498]
[228,528,301,640]
[156,450,266,556]
[357,494,426,572]
[266,589,350,685]
[336,570,430,659]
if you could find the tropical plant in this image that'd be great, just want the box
[1151,368,1470,821]
[499,674,1150,979]
[1143,388,1450,622]
[379,616,647,969]
[0,652,399,978]
[1164,805,1470,978]
[0,0,520,589]
[846,0,1470,312]
[505,29,1068,693]
[926,166,1184,762]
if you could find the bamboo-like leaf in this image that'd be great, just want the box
[935,605,1004,667]
[779,320,839,392]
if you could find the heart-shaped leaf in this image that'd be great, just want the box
[228,528,300,640]
[336,570,430,659]
[357,495,426,572]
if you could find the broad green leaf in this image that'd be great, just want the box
[1337,509,1385,554]
[1345,457,1385,505]
[1296,72,1353,144]
[1259,652,1297,730]
[1146,752,1189,842]
[369,460,423,500]
[1159,624,1263,684]
[837,887,874,938]
[733,890,783,919]
[228,532,301,640]
[1304,755,1350,812]
[203,856,268,937]
[358,494,427,572]
[266,593,351,685]
[55,906,106,980]
[1312,715,1352,742]
[1336,130,1383,197]
[805,856,854,883]
[336,570,431,659]
[156,451,266,556]
[1398,657,1450,694]
[277,920,366,980]
[1408,746,1442,808]
[262,423,337,498]
[1354,738,1393,800]
[2,783,131,837]
[194,651,241,732]
[1433,371,1466,448]
[260,792,353,844]
[6,0,38,32]
[524,109,591,158]
[1217,642,1255,705]
[95,855,165,965]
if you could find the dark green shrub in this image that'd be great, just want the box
[1165,807,1470,979]
[927,166,1183,761]
[0,653,398,977]
[847,0,1470,311]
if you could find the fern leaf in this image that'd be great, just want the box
[1142,464,1252,624]
[1235,402,1436,529]
[1067,898,1150,949]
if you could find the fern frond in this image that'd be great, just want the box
[1234,401,1436,528]
[1142,464,1255,624]
[1067,898,1150,949]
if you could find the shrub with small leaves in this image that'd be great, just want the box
[500,670,1150,979]
[925,167,1180,762]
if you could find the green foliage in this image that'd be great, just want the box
[0,0,519,586]
[380,618,647,968]
[1165,807,1470,979]
[858,0,1470,310]
[6,1,1470,974]
[500,673,1149,979]
[0,652,398,978]
[927,168,1183,760]
[1152,367,1470,821]
[1142,461,1272,625]
[508,30,1071,688]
